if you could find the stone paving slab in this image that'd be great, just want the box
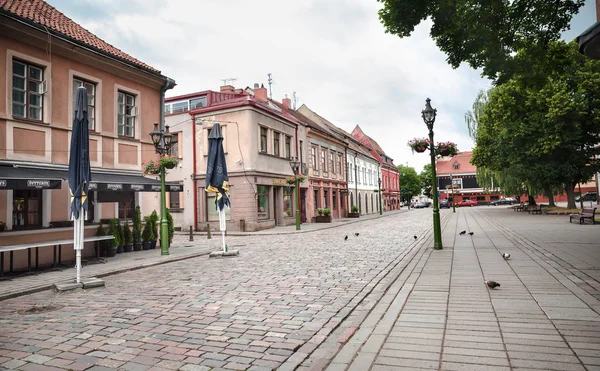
[319,207,600,371]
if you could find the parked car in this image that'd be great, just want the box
[440,200,452,209]
[576,192,597,202]
[413,202,427,208]
[490,197,517,206]
[458,199,478,207]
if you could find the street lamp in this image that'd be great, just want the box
[378,177,383,215]
[422,98,443,250]
[289,157,301,231]
[451,173,456,213]
[149,122,174,256]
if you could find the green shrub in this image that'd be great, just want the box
[142,216,153,242]
[149,210,159,241]
[322,208,331,216]
[108,219,120,248]
[123,223,133,244]
[166,208,174,245]
[351,205,359,213]
[132,206,142,243]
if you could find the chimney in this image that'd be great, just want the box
[282,94,291,109]
[220,85,234,93]
[254,83,259,89]
[255,83,268,101]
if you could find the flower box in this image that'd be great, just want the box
[315,215,332,223]
[348,212,360,218]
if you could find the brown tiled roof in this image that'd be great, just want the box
[436,151,477,175]
[0,0,160,73]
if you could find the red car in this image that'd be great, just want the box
[458,199,478,207]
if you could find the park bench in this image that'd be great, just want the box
[0,235,113,278]
[569,208,597,225]
[513,203,525,212]
[527,204,546,214]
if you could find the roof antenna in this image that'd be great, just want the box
[267,73,273,100]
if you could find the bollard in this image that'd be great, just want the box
[207,223,212,239]
[189,225,194,242]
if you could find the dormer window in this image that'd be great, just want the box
[453,163,460,170]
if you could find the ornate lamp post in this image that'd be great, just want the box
[422,98,443,250]
[289,157,301,231]
[149,122,173,255]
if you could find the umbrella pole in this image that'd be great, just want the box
[219,209,227,253]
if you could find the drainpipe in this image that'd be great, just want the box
[344,146,349,216]
[354,152,358,210]
[192,114,198,231]
[296,125,301,224]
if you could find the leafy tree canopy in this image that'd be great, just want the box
[397,165,421,201]
[377,0,584,80]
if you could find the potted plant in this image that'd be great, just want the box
[407,138,431,153]
[149,210,159,249]
[143,160,160,175]
[159,155,178,170]
[142,216,153,250]
[349,205,360,218]
[435,141,458,157]
[95,222,107,257]
[132,206,143,251]
[116,222,124,254]
[166,208,174,247]
[123,223,133,252]
[106,219,119,257]
[316,208,332,223]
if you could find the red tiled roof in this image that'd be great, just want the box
[0,0,160,73]
[436,151,477,175]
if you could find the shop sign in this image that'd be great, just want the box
[273,178,287,186]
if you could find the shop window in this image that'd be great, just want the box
[490,195,500,201]
[12,190,42,230]
[207,193,231,221]
[118,197,134,219]
[283,187,293,217]
[476,196,486,201]
[257,185,269,219]
[169,192,181,209]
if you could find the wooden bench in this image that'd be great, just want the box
[513,203,525,212]
[569,208,597,225]
[0,235,114,278]
[527,204,545,214]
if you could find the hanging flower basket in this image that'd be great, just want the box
[435,142,458,157]
[407,138,431,154]
[159,156,178,169]
[143,161,160,175]
[286,174,306,185]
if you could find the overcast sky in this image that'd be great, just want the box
[50,0,595,172]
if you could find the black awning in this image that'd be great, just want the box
[0,166,182,192]
[578,20,600,60]
[89,172,183,192]
[0,166,66,189]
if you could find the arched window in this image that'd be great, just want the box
[371,194,374,211]
[358,193,362,213]
[365,193,369,214]
[350,192,354,209]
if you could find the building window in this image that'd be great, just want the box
[260,127,268,153]
[320,149,327,173]
[170,133,179,157]
[12,190,42,230]
[164,104,171,114]
[189,97,206,110]
[333,191,337,210]
[117,92,136,137]
[285,136,291,159]
[118,197,134,219]
[12,59,44,121]
[313,189,319,210]
[453,163,460,169]
[324,190,328,208]
[283,187,293,217]
[257,185,269,219]
[171,101,188,114]
[299,140,304,163]
[311,146,318,170]
[357,165,360,185]
[363,167,367,184]
[169,192,181,208]
[476,196,486,201]
[348,162,352,182]
[337,154,343,178]
[73,78,96,130]
[328,152,335,174]
[273,132,280,157]
[207,193,231,221]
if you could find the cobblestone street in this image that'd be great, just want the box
[0,207,599,371]
[0,210,434,371]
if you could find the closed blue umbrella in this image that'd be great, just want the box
[68,86,92,283]
[205,123,230,252]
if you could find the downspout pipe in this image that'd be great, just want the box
[354,152,358,210]
[344,146,349,216]
[295,125,301,224]
[192,114,198,231]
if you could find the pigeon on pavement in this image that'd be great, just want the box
[355,233,360,236]
[502,253,510,259]
[469,232,474,236]
[344,235,348,241]
[459,231,466,235]
[414,235,418,240]
[485,280,501,289]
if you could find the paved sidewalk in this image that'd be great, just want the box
[318,207,600,371]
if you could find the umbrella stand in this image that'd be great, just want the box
[219,208,227,253]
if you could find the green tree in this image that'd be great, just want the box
[469,41,600,209]
[377,0,584,80]
[419,163,433,197]
[397,165,421,203]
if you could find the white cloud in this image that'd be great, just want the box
[63,0,496,172]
